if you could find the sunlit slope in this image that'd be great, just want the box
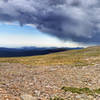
[0,46,100,66]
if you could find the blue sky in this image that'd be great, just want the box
[0,23,84,48]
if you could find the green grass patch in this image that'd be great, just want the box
[62,87,100,96]
[94,88,100,94]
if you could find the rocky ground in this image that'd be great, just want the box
[0,63,100,100]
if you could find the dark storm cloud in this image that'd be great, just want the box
[0,0,100,44]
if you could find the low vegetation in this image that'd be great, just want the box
[62,87,100,96]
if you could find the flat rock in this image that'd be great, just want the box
[21,94,37,100]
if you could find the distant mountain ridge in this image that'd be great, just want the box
[0,46,83,57]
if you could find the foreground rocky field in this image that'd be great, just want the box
[0,62,100,100]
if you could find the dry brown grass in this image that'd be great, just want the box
[0,46,100,66]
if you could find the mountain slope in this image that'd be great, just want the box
[0,46,99,66]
